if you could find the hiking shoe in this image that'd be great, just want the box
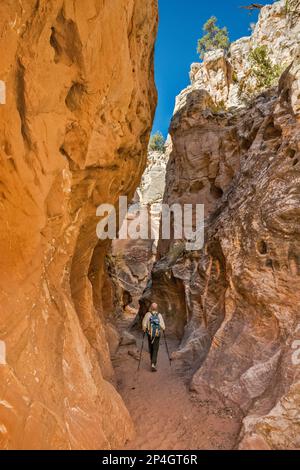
[151,364,157,372]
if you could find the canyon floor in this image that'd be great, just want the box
[113,317,242,450]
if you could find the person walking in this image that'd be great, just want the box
[142,303,166,372]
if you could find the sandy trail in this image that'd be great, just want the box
[113,321,242,450]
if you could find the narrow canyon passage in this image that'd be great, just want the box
[0,0,299,451]
[113,319,242,450]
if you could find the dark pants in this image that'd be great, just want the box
[148,335,160,366]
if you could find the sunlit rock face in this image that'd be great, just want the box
[110,149,168,312]
[0,0,157,450]
[186,0,300,110]
[143,1,300,449]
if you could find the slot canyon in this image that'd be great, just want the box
[0,0,299,451]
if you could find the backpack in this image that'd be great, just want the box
[148,313,161,341]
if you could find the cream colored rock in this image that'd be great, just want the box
[0,81,5,104]
[239,383,300,450]
[183,0,300,110]
[110,149,168,311]
[0,0,157,450]
[189,63,201,84]
[251,0,300,66]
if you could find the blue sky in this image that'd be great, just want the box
[152,0,273,137]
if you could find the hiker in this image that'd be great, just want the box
[142,303,166,372]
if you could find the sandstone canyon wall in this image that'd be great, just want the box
[0,0,157,449]
[109,149,168,314]
[142,1,300,449]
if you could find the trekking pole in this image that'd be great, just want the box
[163,331,172,367]
[137,332,146,371]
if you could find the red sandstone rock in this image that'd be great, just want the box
[0,0,157,450]
[142,4,300,449]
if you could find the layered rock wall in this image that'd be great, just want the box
[143,1,300,449]
[0,0,157,450]
[187,0,300,110]
[110,149,168,313]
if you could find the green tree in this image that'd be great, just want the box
[148,131,165,153]
[249,46,282,90]
[197,16,230,60]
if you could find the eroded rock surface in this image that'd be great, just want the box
[142,2,300,449]
[109,149,168,312]
[186,0,300,110]
[0,0,157,450]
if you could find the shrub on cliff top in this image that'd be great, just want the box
[148,131,165,153]
[197,16,230,60]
